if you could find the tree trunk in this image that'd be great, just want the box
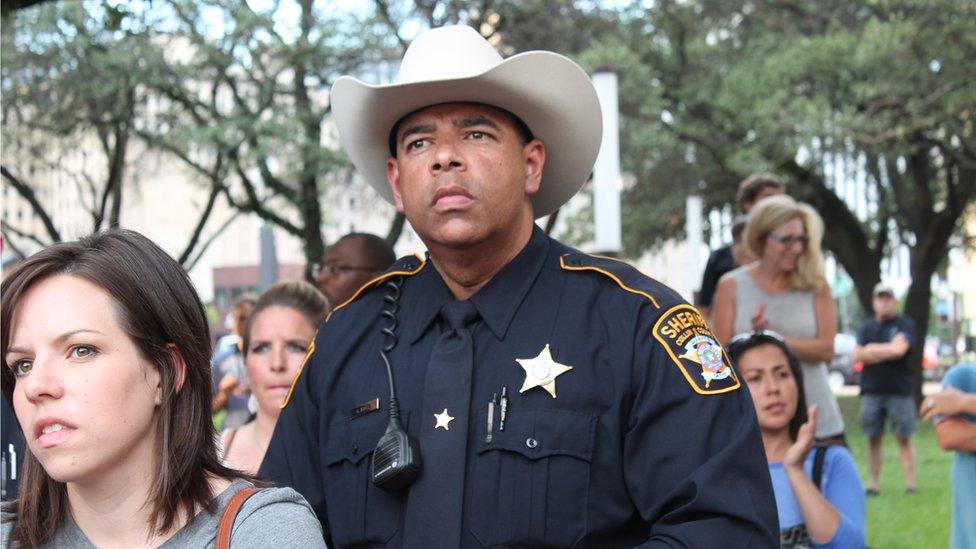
[903,259,932,406]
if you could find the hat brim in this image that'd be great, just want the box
[331,51,602,219]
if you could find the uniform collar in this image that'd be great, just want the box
[407,225,550,343]
[470,225,550,340]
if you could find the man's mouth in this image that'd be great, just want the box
[430,185,473,209]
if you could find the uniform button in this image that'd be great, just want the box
[526,438,538,449]
[351,444,358,455]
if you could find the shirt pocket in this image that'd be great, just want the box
[321,411,409,547]
[469,408,597,547]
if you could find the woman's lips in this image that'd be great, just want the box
[764,402,786,414]
[34,421,77,449]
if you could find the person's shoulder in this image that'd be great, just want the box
[233,485,326,546]
[943,363,976,391]
[824,444,857,465]
[554,248,685,311]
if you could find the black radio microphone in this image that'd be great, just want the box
[371,276,421,491]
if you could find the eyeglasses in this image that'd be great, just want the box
[312,263,380,278]
[767,234,809,248]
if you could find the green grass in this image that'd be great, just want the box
[838,396,953,548]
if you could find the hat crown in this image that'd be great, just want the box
[397,25,503,84]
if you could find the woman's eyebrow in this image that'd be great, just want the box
[6,329,105,356]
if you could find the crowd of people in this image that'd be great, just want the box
[0,23,972,549]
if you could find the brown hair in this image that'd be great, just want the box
[736,172,785,213]
[726,331,808,441]
[743,194,827,291]
[242,280,329,356]
[1,230,249,546]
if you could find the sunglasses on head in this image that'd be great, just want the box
[726,330,789,356]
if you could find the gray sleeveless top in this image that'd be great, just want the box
[729,267,844,438]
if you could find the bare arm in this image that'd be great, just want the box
[784,286,836,363]
[711,275,736,344]
[934,418,976,453]
[920,387,976,420]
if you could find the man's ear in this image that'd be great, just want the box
[522,139,546,196]
[387,157,406,213]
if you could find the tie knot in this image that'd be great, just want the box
[440,300,479,331]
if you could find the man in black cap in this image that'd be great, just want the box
[262,25,777,547]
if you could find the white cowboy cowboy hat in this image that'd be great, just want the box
[330,25,603,218]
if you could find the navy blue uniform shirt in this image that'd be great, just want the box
[261,227,778,547]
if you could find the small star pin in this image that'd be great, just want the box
[516,344,573,398]
[434,408,455,430]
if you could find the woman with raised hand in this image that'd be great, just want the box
[220,280,328,475]
[713,194,844,442]
[0,230,326,548]
[728,331,865,549]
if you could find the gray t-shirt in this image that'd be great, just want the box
[2,479,326,548]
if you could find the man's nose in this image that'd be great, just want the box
[430,139,463,173]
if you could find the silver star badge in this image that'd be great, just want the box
[516,344,573,398]
[434,408,454,430]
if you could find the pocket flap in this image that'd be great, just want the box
[475,408,596,462]
[324,411,407,466]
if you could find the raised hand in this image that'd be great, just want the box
[785,404,817,470]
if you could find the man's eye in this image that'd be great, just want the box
[70,345,97,360]
[10,360,33,377]
[469,131,487,140]
[407,138,428,150]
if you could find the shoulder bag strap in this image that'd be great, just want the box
[216,486,261,549]
[812,445,828,492]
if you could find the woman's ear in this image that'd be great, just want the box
[166,344,188,395]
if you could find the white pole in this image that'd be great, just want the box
[593,70,622,254]
[686,195,704,286]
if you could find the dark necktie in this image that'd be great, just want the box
[402,300,479,547]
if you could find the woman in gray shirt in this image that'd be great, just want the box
[0,231,325,548]
[713,195,844,441]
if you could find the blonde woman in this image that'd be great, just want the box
[713,194,844,441]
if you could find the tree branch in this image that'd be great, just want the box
[1,220,50,250]
[0,166,61,242]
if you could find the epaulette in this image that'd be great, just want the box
[558,252,662,309]
[560,252,740,395]
[327,254,426,321]
[282,254,426,409]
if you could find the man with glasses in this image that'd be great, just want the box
[313,233,396,306]
[853,282,917,496]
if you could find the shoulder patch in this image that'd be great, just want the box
[651,304,740,395]
[559,252,661,309]
[327,254,426,320]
